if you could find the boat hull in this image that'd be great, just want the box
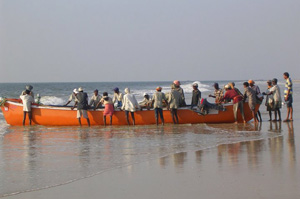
[1,99,258,126]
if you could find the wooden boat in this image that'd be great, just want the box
[0,98,259,126]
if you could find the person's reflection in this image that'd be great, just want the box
[246,139,264,169]
[268,121,282,133]
[78,130,90,169]
[195,150,203,164]
[268,130,283,167]
[172,152,187,170]
[286,122,296,170]
[254,121,262,131]
[159,156,169,168]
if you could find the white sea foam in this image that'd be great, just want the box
[180,81,210,93]
[40,96,65,105]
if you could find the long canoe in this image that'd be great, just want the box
[0,98,258,126]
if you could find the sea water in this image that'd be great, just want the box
[0,80,297,197]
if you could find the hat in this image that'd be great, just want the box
[156,86,162,91]
[143,93,149,96]
[78,87,83,92]
[173,80,180,86]
[73,88,78,93]
[113,87,119,92]
[192,83,198,87]
[224,84,230,89]
[124,88,130,94]
[25,85,33,91]
[248,79,255,84]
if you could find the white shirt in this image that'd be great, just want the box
[122,93,139,112]
[270,85,282,102]
[20,94,34,112]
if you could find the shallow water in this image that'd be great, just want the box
[0,80,298,197]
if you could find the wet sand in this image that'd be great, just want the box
[4,120,299,199]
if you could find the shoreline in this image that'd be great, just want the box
[4,121,299,199]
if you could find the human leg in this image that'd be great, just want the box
[109,116,112,125]
[233,103,238,123]
[77,110,82,126]
[170,109,176,124]
[125,111,130,125]
[130,112,135,126]
[103,115,106,126]
[28,111,32,125]
[239,101,245,123]
[158,108,164,125]
[174,109,179,124]
[154,108,159,125]
[23,111,27,126]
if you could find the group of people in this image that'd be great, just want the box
[19,72,293,126]
[206,72,293,124]
[64,80,194,126]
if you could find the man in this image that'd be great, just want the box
[191,83,201,109]
[283,72,293,122]
[139,93,152,110]
[89,89,101,108]
[65,89,78,106]
[264,78,282,121]
[221,85,245,123]
[263,80,274,121]
[249,80,263,122]
[20,90,34,126]
[173,80,186,107]
[152,87,168,125]
[113,87,123,108]
[209,83,223,104]
[71,87,90,126]
[168,84,181,124]
[243,82,258,123]
[122,88,139,126]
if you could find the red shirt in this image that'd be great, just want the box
[223,89,242,104]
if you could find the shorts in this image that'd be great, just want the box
[117,101,122,107]
[104,104,114,116]
[77,109,88,119]
[273,101,282,109]
[285,95,293,108]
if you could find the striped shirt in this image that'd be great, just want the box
[284,78,293,98]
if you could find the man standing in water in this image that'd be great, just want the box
[248,80,263,122]
[20,90,34,125]
[152,87,168,126]
[283,72,293,122]
[221,85,246,124]
[72,87,90,127]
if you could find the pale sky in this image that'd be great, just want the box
[0,0,299,83]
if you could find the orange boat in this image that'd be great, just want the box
[0,98,258,126]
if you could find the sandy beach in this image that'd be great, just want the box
[3,120,299,199]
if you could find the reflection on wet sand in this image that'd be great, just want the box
[286,122,296,171]
[0,120,298,197]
